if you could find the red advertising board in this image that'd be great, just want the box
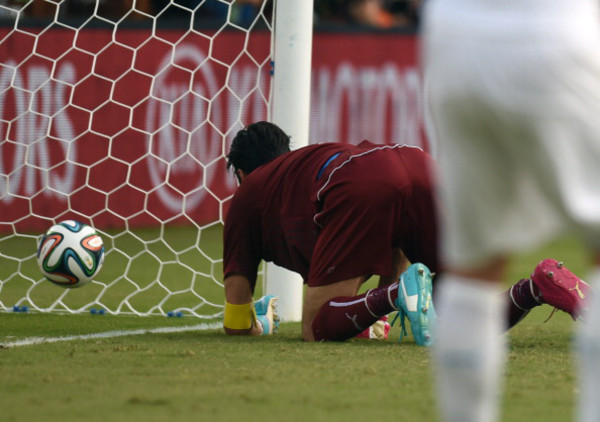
[0,27,425,233]
[310,32,426,149]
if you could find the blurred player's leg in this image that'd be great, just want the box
[576,266,600,422]
[434,273,506,422]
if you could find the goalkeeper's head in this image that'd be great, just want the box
[227,121,291,183]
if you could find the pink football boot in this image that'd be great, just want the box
[531,259,590,321]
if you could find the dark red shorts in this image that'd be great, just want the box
[307,144,438,287]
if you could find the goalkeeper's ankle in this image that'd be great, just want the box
[364,283,400,316]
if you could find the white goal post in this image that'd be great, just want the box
[265,0,313,322]
[0,0,310,321]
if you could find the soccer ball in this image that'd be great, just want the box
[37,220,105,288]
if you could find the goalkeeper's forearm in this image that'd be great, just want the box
[223,274,262,336]
[224,300,263,336]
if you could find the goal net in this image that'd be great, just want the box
[0,0,286,319]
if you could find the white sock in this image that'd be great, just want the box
[433,274,507,422]
[576,267,600,422]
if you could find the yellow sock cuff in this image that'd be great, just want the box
[224,301,257,330]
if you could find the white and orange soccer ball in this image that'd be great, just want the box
[36,220,105,288]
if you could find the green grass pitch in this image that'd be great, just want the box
[0,232,589,422]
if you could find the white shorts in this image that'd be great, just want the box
[423,0,600,268]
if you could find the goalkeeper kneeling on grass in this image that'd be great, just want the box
[222,122,590,343]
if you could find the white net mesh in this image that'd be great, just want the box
[0,0,274,318]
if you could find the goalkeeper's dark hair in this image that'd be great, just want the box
[227,121,292,177]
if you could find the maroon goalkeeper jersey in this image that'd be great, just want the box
[223,141,439,290]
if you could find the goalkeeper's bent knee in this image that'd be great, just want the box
[224,301,257,330]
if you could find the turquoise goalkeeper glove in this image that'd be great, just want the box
[254,295,280,335]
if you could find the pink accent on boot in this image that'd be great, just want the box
[355,315,391,340]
